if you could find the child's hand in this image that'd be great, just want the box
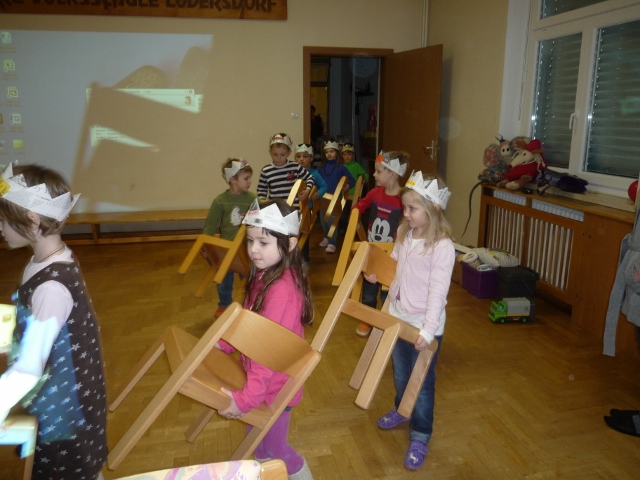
[219,387,244,419]
[311,192,320,201]
[298,189,310,202]
[364,272,377,284]
[414,336,429,351]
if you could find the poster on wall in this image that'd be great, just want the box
[0,0,287,20]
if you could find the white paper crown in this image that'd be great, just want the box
[0,163,80,222]
[324,140,340,150]
[269,133,293,149]
[295,144,313,155]
[375,151,407,176]
[242,199,300,236]
[405,170,451,210]
[223,159,250,182]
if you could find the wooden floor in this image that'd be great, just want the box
[1,226,640,479]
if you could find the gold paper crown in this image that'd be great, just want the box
[242,199,300,236]
[405,170,451,210]
[375,150,407,176]
[324,140,340,150]
[0,163,80,222]
[223,159,250,182]
[342,144,355,153]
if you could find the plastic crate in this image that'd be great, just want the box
[497,266,539,299]
[462,262,498,299]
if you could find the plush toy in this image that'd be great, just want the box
[478,135,510,184]
[497,138,546,191]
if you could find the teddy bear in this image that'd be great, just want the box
[497,138,546,191]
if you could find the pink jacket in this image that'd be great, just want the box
[217,269,305,413]
[388,234,455,338]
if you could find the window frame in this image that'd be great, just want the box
[505,0,640,196]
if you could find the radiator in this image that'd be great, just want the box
[483,190,583,303]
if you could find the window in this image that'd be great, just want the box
[523,0,640,194]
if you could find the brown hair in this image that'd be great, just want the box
[244,199,313,326]
[0,164,71,239]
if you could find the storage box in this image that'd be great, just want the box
[451,260,463,284]
[462,262,498,298]
[497,266,539,299]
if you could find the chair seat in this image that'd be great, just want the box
[164,326,276,429]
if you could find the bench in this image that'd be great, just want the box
[62,209,209,245]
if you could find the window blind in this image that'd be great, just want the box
[585,19,640,178]
[532,33,581,169]
[541,0,606,19]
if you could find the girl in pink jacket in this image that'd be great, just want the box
[367,171,455,471]
[216,198,314,480]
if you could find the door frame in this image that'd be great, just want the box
[303,47,393,145]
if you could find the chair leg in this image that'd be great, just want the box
[397,348,433,418]
[185,406,216,443]
[354,323,400,410]
[349,328,382,390]
[178,236,205,274]
[230,424,269,461]
[109,329,170,411]
[195,264,218,298]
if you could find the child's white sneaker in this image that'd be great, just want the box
[325,244,336,254]
[319,238,329,247]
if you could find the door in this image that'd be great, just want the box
[381,45,443,176]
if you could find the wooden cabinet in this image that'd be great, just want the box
[478,186,637,357]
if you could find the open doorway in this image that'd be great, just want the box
[304,47,393,186]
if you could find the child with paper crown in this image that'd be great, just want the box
[294,143,327,264]
[257,133,314,210]
[369,171,454,471]
[203,158,257,318]
[216,198,314,480]
[338,142,369,232]
[353,150,407,336]
[317,138,355,253]
[0,163,107,480]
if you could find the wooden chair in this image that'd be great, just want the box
[106,303,321,470]
[0,415,37,480]
[345,174,365,206]
[314,241,438,416]
[332,208,393,288]
[178,226,250,298]
[297,185,318,250]
[178,180,305,297]
[318,176,348,238]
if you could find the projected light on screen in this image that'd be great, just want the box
[0,30,214,212]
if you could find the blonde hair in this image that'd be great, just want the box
[396,179,453,252]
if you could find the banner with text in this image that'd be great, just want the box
[0,0,287,20]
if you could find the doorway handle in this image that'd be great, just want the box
[422,140,437,162]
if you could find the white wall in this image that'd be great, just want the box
[1,1,425,212]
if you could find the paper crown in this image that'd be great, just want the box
[295,143,313,155]
[405,170,451,210]
[375,151,407,176]
[0,163,80,222]
[324,140,340,150]
[242,199,300,236]
[223,159,250,182]
[342,143,355,153]
[269,133,293,149]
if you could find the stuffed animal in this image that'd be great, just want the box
[497,138,546,191]
[478,135,510,184]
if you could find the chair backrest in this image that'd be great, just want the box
[347,174,365,206]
